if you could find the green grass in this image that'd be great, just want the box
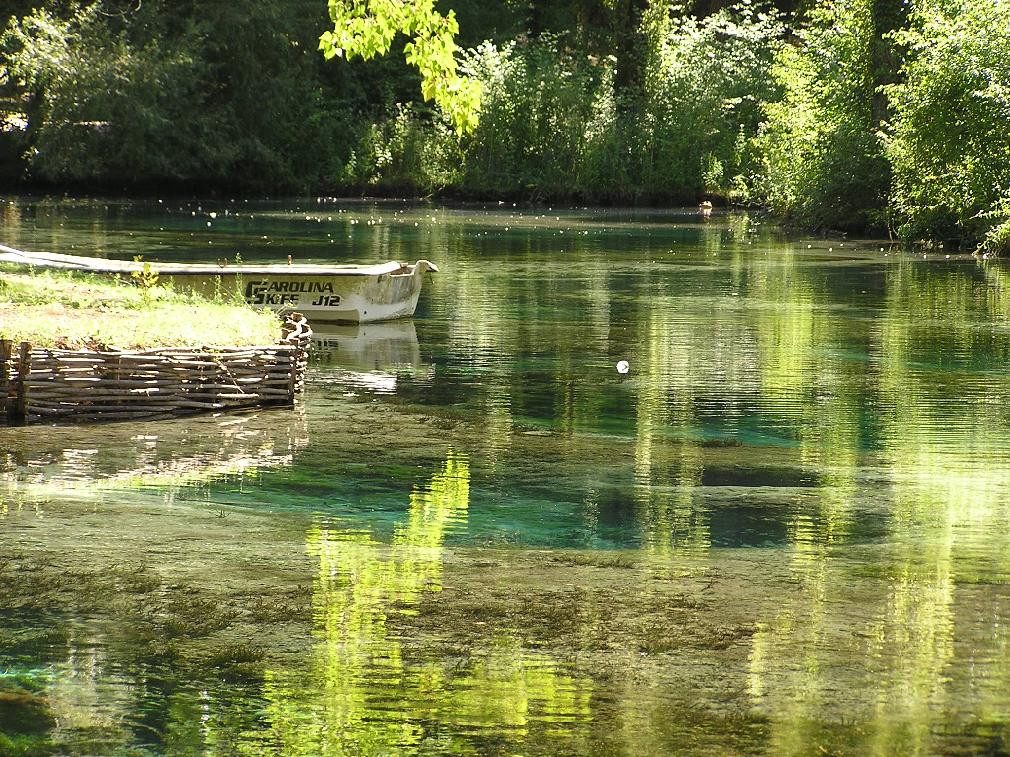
[0,267,281,349]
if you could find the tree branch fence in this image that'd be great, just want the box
[1,314,311,425]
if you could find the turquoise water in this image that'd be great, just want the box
[4,199,1010,754]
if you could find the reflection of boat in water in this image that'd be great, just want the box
[311,322,426,394]
[312,321,422,370]
[0,244,437,323]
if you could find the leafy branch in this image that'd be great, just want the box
[318,0,481,135]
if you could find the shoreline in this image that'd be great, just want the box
[0,268,311,425]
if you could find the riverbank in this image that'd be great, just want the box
[0,266,309,425]
[0,266,279,349]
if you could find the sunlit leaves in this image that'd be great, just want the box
[0,8,79,91]
[319,0,481,135]
[640,2,783,202]
[757,0,889,231]
[885,0,1010,251]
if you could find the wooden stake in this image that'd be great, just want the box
[14,342,30,423]
[1,339,11,423]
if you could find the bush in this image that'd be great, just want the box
[885,0,1010,252]
[635,1,783,203]
[757,0,890,231]
[459,38,606,200]
[0,1,341,192]
[339,103,461,194]
[354,4,784,205]
[1,6,212,185]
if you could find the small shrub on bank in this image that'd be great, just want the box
[460,37,605,200]
[340,103,462,195]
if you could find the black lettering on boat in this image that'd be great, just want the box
[245,281,268,305]
[310,294,342,307]
[245,279,333,306]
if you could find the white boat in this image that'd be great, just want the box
[0,244,438,323]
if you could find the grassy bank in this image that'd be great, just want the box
[0,267,281,350]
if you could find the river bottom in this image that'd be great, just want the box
[3,486,1010,756]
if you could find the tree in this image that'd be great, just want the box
[886,0,1010,252]
[757,0,892,231]
[318,0,481,134]
[0,5,209,185]
[612,0,651,108]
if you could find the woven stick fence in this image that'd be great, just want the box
[2,314,312,425]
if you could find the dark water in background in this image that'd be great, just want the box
[4,198,1010,754]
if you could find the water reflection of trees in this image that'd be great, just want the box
[238,452,592,755]
[420,229,1010,750]
[746,257,1010,753]
[11,206,1010,750]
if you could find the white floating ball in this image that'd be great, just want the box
[616,360,630,374]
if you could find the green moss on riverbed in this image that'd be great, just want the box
[0,267,280,349]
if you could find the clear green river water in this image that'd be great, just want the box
[3,198,1010,755]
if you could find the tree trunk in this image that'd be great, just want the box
[688,0,732,17]
[870,0,909,126]
[612,0,650,111]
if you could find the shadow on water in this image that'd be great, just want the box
[6,200,1010,753]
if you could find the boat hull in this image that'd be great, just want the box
[165,265,431,323]
[0,244,437,323]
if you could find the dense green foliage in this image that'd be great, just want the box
[754,0,1010,247]
[1,0,1009,250]
[758,0,889,231]
[319,0,481,135]
[886,0,1010,253]
[338,4,784,203]
[0,1,337,190]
